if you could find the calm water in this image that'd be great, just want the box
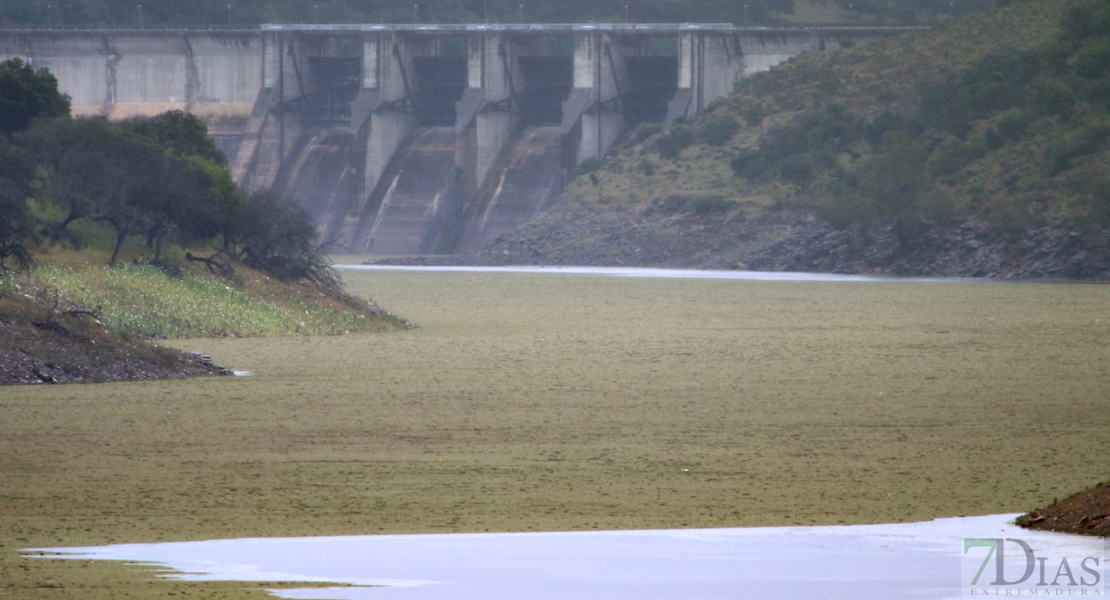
[337,265,979,283]
[28,515,1108,599]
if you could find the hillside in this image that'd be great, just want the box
[441,0,1110,280]
[0,245,408,385]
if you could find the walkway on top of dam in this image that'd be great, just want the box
[0,23,931,34]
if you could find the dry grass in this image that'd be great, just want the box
[2,270,1109,598]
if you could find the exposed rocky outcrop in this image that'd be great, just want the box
[372,204,1110,281]
[744,219,1110,280]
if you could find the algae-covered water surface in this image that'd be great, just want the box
[2,268,1108,599]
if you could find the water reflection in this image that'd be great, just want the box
[337,265,982,283]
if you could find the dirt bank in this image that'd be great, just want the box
[0,289,229,385]
[1018,482,1110,536]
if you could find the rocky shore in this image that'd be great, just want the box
[372,205,1110,281]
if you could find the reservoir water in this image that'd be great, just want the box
[27,515,1107,599]
[336,264,979,283]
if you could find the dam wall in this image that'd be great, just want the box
[0,24,921,255]
[0,29,263,160]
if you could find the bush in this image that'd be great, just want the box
[798,104,866,152]
[576,157,602,176]
[693,115,740,146]
[729,147,766,181]
[741,103,766,127]
[995,109,1028,140]
[1075,40,1110,79]
[917,79,971,138]
[657,125,694,159]
[1040,122,1110,176]
[1029,80,1077,120]
[632,123,662,144]
[866,111,911,150]
[777,154,815,190]
[691,196,735,215]
[758,123,807,162]
[926,136,986,177]
[233,190,344,300]
[1069,174,1110,226]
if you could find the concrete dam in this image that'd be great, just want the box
[0,24,918,255]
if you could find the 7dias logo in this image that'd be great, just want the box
[962,538,1106,596]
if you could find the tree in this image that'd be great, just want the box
[855,131,929,219]
[123,110,227,166]
[230,190,345,296]
[0,140,37,271]
[87,130,166,266]
[19,118,120,237]
[123,112,245,256]
[23,118,165,265]
[0,58,70,135]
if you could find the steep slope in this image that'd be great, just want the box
[461,0,1110,279]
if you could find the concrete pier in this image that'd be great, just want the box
[567,31,630,164]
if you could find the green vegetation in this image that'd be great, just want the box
[0,0,995,27]
[569,0,1110,236]
[0,58,69,135]
[7,261,399,338]
[0,57,402,343]
[2,56,343,288]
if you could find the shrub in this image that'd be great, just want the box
[758,123,807,162]
[693,115,740,146]
[926,136,986,177]
[632,123,662,144]
[741,103,766,127]
[1075,40,1110,79]
[576,157,602,176]
[777,154,816,190]
[729,147,766,181]
[657,125,694,159]
[994,109,1028,140]
[1040,123,1109,176]
[917,79,971,138]
[917,191,957,224]
[1029,80,1077,120]
[691,196,735,215]
[866,111,910,150]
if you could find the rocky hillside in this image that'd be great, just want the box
[408,0,1110,280]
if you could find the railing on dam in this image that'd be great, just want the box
[0,25,261,32]
[263,23,931,34]
[0,23,931,34]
